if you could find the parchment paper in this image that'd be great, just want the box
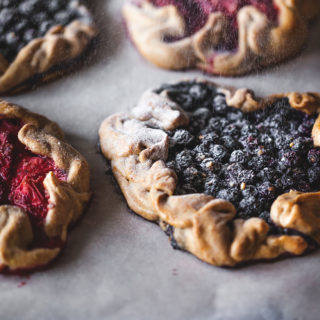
[1,1,320,319]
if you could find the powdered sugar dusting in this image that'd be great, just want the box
[131,90,189,130]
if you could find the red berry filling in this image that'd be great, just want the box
[0,119,67,248]
[150,0,278,49]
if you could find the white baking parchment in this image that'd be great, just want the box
[1,1,320,319]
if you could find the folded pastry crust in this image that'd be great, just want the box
[0,100,91,272]
[0,4,96,94]
[123,0,320,76]
[99,79,320,266]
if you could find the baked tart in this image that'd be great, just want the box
[99,79,320,267]
[0,0,96,94]
[123,0,320,76]
[0,100,91,273]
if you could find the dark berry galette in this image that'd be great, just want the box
[0,0,96,94]
[99,79,320,267]
[0,100,91,273]
[123,0,320,75]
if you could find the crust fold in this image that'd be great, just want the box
[123,0,319,75]
[0,100,91,271]
[99,80,320,266]
[0,16,96,94]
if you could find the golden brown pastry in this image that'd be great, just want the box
[0,0,96,94]
[0,100,91,272]
[99,79,320,267]
[123,0,320,76]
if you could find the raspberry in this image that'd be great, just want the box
[0,119,67,224]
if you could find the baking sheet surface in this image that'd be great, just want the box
[1,1,320,319]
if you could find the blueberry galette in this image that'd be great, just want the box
[0,0,96,94]
[0,100,91,273]
[99,79,320,267]
[123,0,320,76]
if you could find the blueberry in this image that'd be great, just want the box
[280,175,294,189]
[222,124,240,138]
[48,0,62,13]
[19,0,38,15]
[241,124,258,136]
[247,156,267,171]
[189,83,211,101]
[237,170,255,184]
[0,8,15,27]
[226,163,244,175]
[241,185,258,197]
[259,134,273,147]
[5,32,18,45]
[239,196,261,215]
[257,182,276,200]
[308,167,320,184]
[229,150,247,165]
[199,132,220,146]
[166,161,176,171]
[193,144,210,158]
[170,129,194,147]
[279,151,301,168]
[208,117,229,130]
[274,135,290,150]
[308,149,320,165]
[290,137,312,153]
[240,135,258,150]
[182,167,204,186]
[212,94,228,115]
[216,188,240,203]
[200,158,222,174]
[39,21,52,34]
[23,29,37,42]
[209,144,228,162]
[190,108,211,131]
[259,168,278,182]
[204,174,221,195]
[227,110,243,121]
[174,150,195,171]
[168,92,193,110]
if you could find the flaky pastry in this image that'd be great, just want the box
[99,79,320,266]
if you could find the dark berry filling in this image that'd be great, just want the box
[149,0,278,50]
[157,82,320,235]
[0,118,67,248]
[0,0,91,62]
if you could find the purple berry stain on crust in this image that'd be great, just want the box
[149,0,278,49]
[159,81,320,233]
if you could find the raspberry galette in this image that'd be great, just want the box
[99,79,320,267]
[123,0,320,76]
[0,0,96,94]
[0,100,91,273]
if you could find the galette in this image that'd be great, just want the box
[99,79,320,267]
[0,99,91,273]
[0,0,96,94]
[123,0,320,76]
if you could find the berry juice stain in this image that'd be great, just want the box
[150,0,278,49]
